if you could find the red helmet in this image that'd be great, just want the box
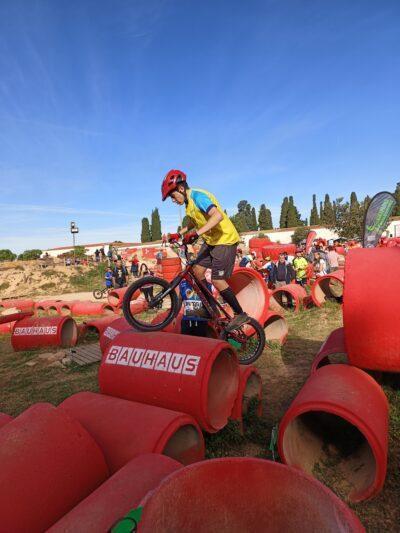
[161,170,187,201]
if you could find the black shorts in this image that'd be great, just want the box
[196,243,238,280]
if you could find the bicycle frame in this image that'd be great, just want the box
[150,243,232,322]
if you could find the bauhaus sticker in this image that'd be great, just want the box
[103,326,120,340]
[14,326,57,336]
[105,345,200,376]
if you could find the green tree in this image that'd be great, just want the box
[319,201,323,221]
[279,197,289,228]
[258,204,273,230]
[73,246,88,259]
[291,226,310,245]
[330,197,365,239]
[0,249,16,261]
[151,208,162,241]
[18,249,42,260]
[141,217,151,243]
[393,183,400,216]
[309,194,319,225]
[350,191,359,210]
[321,194,335,225]
[230,211,248,233]
[286,196,303,227]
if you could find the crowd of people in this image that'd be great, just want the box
[236,238,349,289]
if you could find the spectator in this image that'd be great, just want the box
[313,252,327,277]
[293,249,309,286]
[94,249,100,263]
[270,253,295,287]
[65,257,71,267]
[239,251,256,268]
[130,254,139,278]
[259,256,273,287]
[139,263,154,303]
[156,250,163,265]
[284,251,295,264]
[327,246,340,271]
[179,278,211,337]
[162,234,167,248]
[107,248,113,266]
[100,247,105,261]
[105,267,114,289]
[113,260,128,288]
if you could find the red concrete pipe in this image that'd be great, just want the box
[99,316,131,354]
[310,327,348,374]
[99,331,239,433]
[263,310,288,344]
[228,267,270,325]
[59,392,205,473]
[343,248,400,372]
[11,316,78,351]
[161,257,182,282]
[138,458,364,532]
[71,300,115,316]
[48,454,182,533]
[34,300,60,314]
[0,412,13,429]
[0,311,33,324]
[262,243,297,261]
[230,366,262,429]
[249,237,271,249]
[0,298,34,312]
[311,269,345,307]
[107,287,140,307]
[47,301,73,316]
[82,314,121,341]
[0,321,16,334]
[0,403,109,532]
[278,364,388,502]
[270,283,307,313]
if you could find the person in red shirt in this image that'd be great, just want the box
[130,254,139,279]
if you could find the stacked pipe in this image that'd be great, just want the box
[161,256,182,282]
[262,243,297,261]
[228,267,270,325]
[0,298,34,313]
[263,310,288,344]
[310,327,348,374]
[248,237,270,258]
[11,315,78,351]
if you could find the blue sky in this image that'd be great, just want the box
[0,0,399,252]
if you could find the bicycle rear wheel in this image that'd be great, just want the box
[122,276,181,332]
[220,317,266,365]
[93,289,104,299]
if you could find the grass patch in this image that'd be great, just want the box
[41,269,58,278]
[0,281,10,291]
[70,264,107,291]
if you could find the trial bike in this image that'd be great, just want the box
[122,240,266,365]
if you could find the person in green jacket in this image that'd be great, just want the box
[293,249,309,286]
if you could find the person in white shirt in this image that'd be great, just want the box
[313,252,327,277]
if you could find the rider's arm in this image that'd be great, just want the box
[180,219,195,234]
[196,206,223,237]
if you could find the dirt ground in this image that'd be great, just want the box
[0,301,399,531]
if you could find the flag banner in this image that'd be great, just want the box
[363,192,396,248]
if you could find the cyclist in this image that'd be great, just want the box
[162,169,249,330]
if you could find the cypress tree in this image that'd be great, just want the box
[279,197,289,228]
[322,194,335,225]
[319,201,323,221]
[251,207,258,231]
[266,208,273,229]
[259,204,273,230]
[150,208,162,241]
[350,192,359,210]
[286,203,298,227]
[141,217,151,243]
[309,194,319,226]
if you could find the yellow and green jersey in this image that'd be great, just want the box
[185,188,240,246]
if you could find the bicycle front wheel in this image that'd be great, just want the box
[122,276,181,332]
[220,317,266,365]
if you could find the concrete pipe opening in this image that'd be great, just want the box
[36,306,47,316]
[139,458,363,532]
[228,269,269,324]
[207,350,239,430]
[282,411,376,501]
[241,373,261,416]
[103,305,115,315]
[60,318,78,347]
[264,314,288,342]
[162,424,203,465]
[271,290,296,311]
[313,277,343,305]
[48,305,59,316]
[59,305,72,316]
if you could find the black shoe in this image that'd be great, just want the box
[225,312,250,332]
